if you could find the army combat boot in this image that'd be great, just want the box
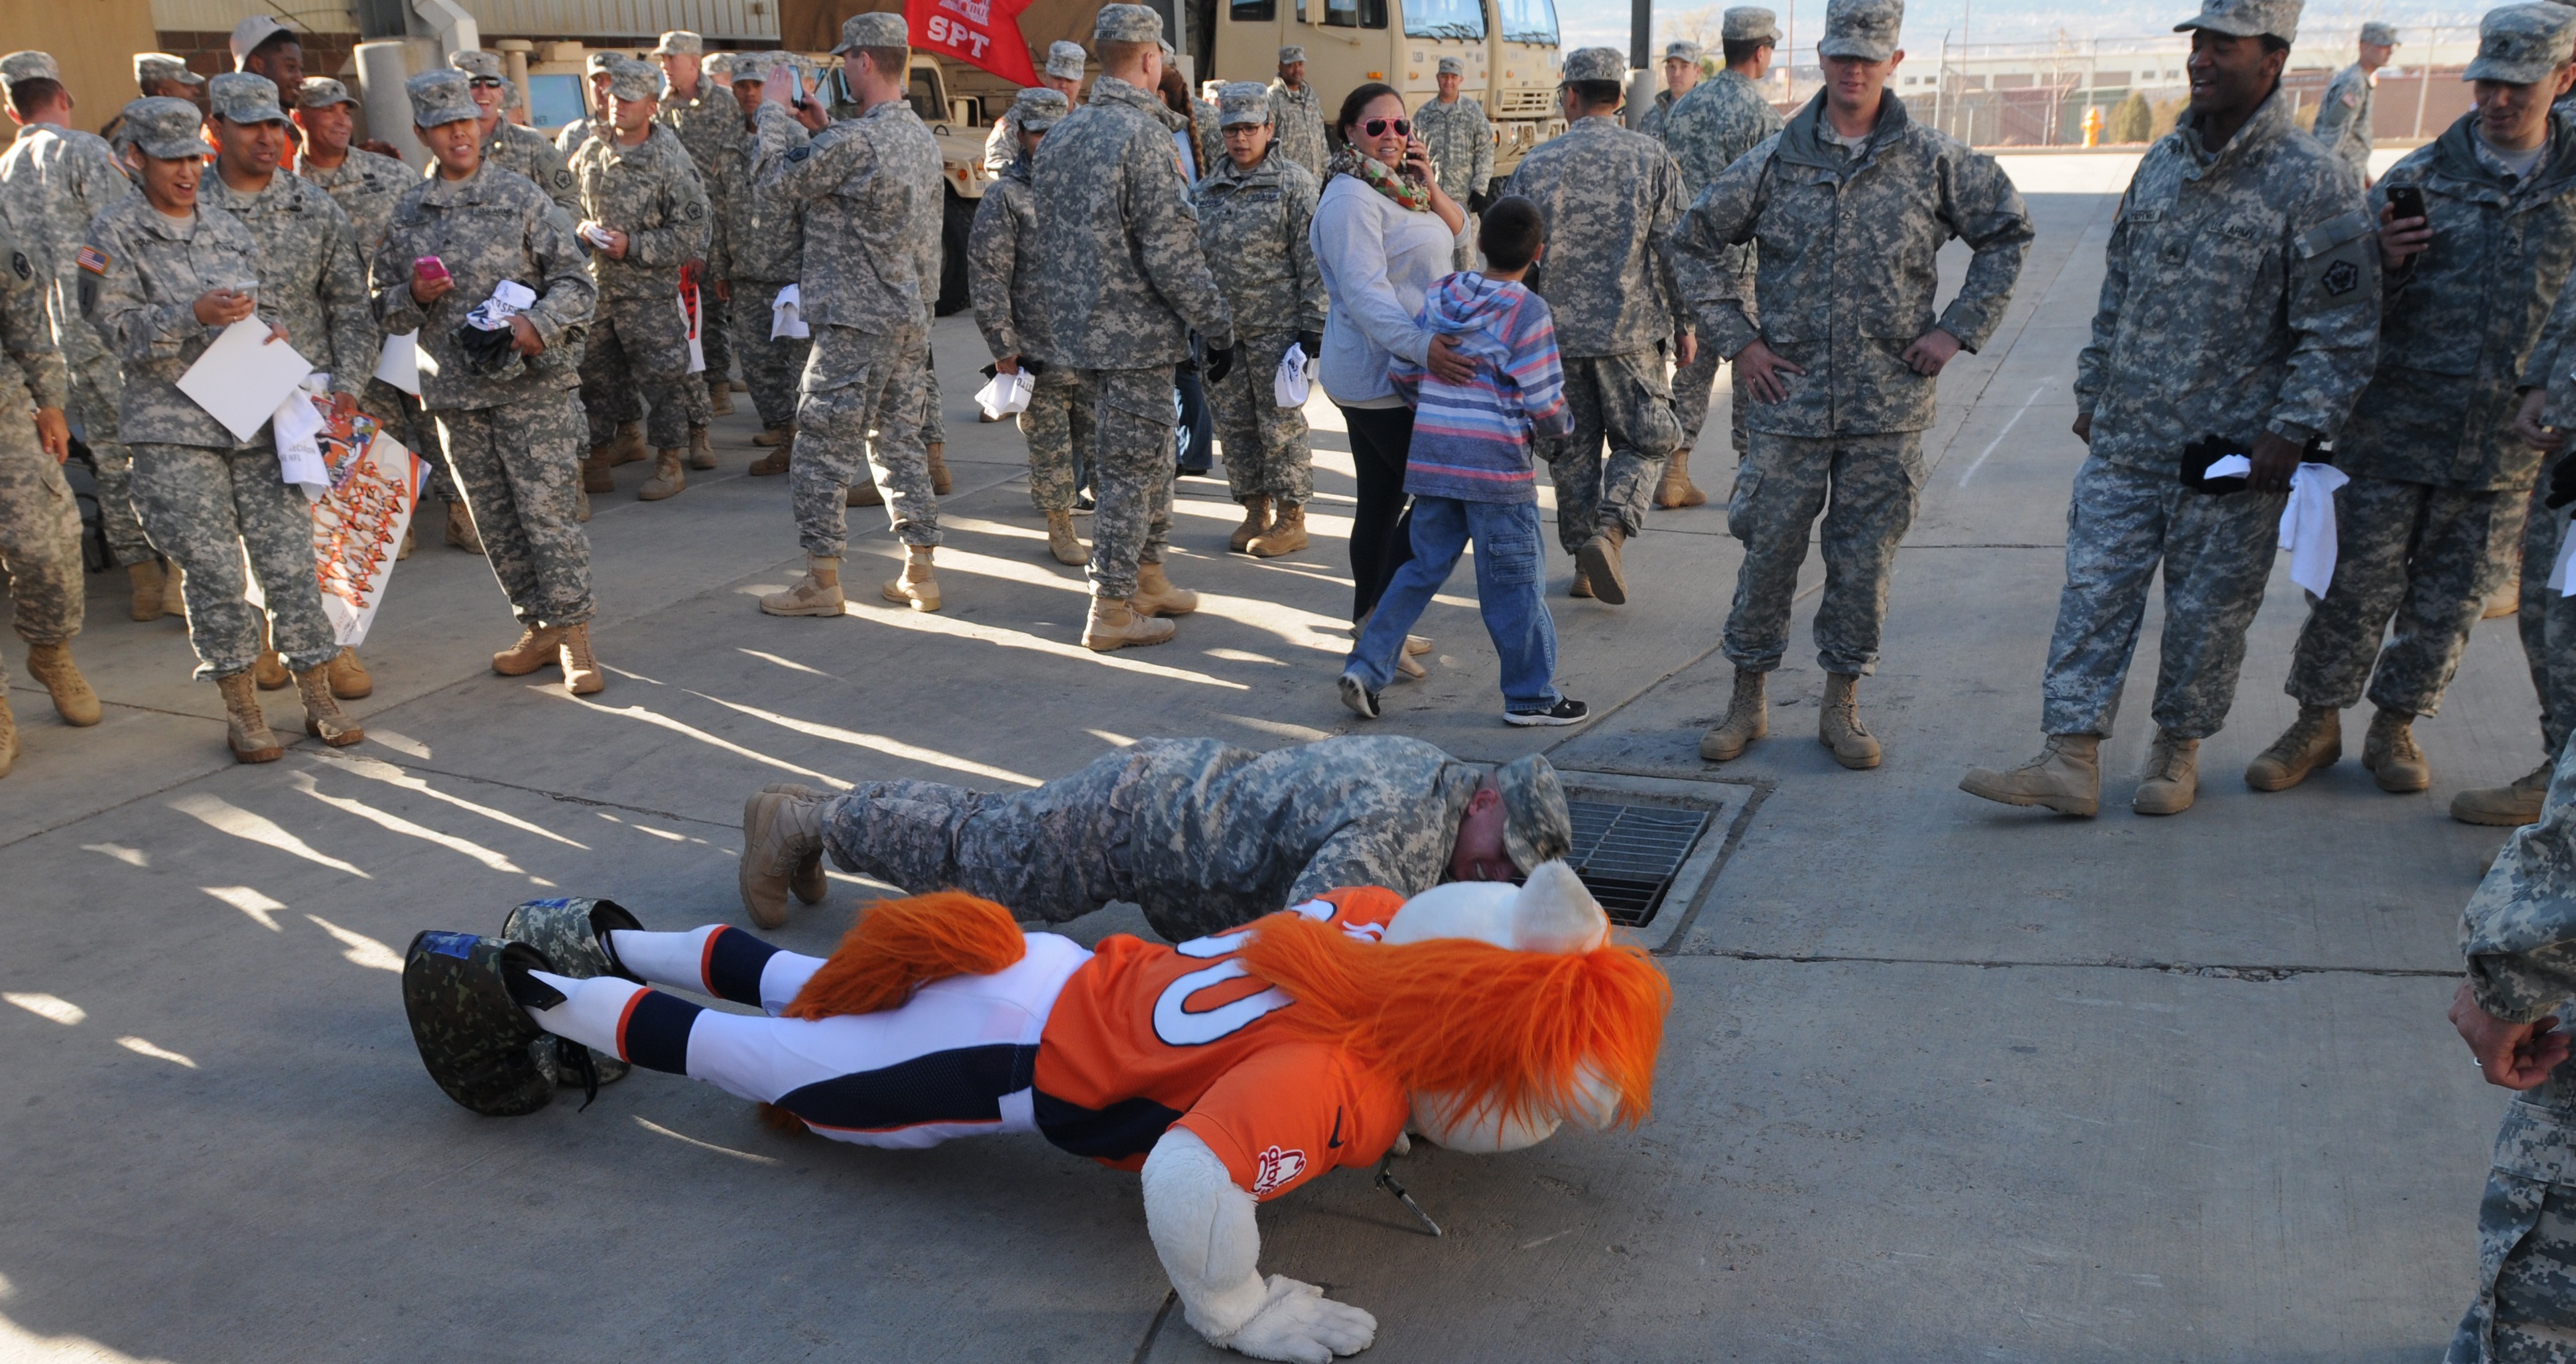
[1959,734,2102,817]
[687,425,715,470]
[296,665,365,747]
[757,782,834,906]
[556,624,604,696]
[253,618,290,690]
[1578,525,1630,604]
[753,423,792,447]
[1131,561,1200,617]
[761,556,846,617]
[927,441,952,496]
[2363,709,2431,793]
[607,419,647,466]
[847,476,883,507]
[491,624,566,676]
[2133,730,2199,815]
[740,786,832,928]
[707,375,734,417]
[23,642,100,726]
[748,431,792,476]
[127,559,166,622]
[1230,495,1272,553]
[882,546,942,612]
[580,445,616,494]
[1046,510,1086,566]
[639,448,686,500]
[1085,593,1176,651]
[446,500,485,554]
[2245,705,2340,791]
[2454,760,2555,827]
[1248,502,1309,557]
[217,670,282,764]
[1819,672,1881,770]
[327,647,372,700]
[1657,449,1707,508]
[1699,668,1768,762]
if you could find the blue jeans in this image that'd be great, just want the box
[1346,496,1561,711]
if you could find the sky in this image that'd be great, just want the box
[1558,0,2491,57]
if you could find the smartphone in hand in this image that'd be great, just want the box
[415,255,451,285]
[2387,184,2427,225]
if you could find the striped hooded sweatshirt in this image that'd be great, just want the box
[1389,271,1572,504]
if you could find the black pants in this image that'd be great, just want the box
[1340,402,1417,623]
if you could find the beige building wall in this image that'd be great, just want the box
[0,0,162,136]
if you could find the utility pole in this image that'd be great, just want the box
[1632,0,1651,72]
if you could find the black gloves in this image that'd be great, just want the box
[1297,330,1322,360]
[2549,451,2576,510]
[1467,189,1491,216]
[1204,344,1236,384]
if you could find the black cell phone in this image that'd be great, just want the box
[2388,184,2426,224]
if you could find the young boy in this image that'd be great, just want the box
[1341,197,1586,726]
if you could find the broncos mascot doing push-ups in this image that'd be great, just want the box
[402,864,1669,1361]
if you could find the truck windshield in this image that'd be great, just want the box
[1403,0,1484,41]
[1496,0,1559,45]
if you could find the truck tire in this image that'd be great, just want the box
[936,186,976,317]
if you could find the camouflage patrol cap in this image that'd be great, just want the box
[208,72,289,124]
[2359,20,2400,46]
[449,49,505,81]
[653,30,706,56]
[136,54,205,88]
[584,51,619,75]
[1492,754,1572,875]
[1437,55,1464,75]
[1047,40,1089,79]
[1563,46,1629,82]
[1819,0,1903,60]
[702,52,736,82]
[604,56,660,102]
[1216,80,1273,125]
[1662,40,1705,64]
[2467,3,2576,84]
[405,68,480,128]
[1013,84,1071,131]
[1279,44,1309,64]
[299,76,357,108]
[2173,0,2300,45]
[1724,7,1783,43]
[1,52,60,94]
[119,96,210,160]
[834,11,912,54]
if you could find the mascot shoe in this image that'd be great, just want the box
[402,931,593,1116]
[500,898,645,1087]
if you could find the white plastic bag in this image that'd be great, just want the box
[1273,346,1311,408]
[975,369,1035,419]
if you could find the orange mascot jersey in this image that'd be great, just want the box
[1032,886,1412,1201]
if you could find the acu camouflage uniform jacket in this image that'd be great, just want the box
[198,172,375,399]
[1412,94,1494,203]
[80,197,267,448]
[726,103,807,286]
[1033,75,1235,370]
[965,152,1051,364]
[0,212,70,421]
[1193,151,1327,340]
[1502,115,1692,360]
[370,162,598,412]
[754,97,942,338]
[298,147,416,254]
[478,118,584,226]
[568,122,712,304]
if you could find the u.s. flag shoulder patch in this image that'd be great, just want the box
[74,245,110,275]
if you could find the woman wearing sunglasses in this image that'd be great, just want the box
[1309,84,1470,646]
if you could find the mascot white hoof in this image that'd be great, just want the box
[1213,1276,1378,1363]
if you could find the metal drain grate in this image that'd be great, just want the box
[1565,800,1714,927]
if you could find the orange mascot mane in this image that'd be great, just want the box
[1236,912,1669,1128]
[781,891,1026,1020]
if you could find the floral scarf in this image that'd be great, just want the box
[1328,147,1433,212]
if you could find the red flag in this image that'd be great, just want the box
[908,0,1039,88]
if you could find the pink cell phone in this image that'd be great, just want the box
[415,256,450,284]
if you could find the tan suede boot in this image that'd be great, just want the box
[24,642,100,726]
[1570,565,1594,598]
[327,647,372,700]
[639,449,686,500]
[1656,449,1707,509]
[1578,525,1630,605]
[1047,510,1086,566]
[1248,502,1310,557]
[1960,734,2102,817]
[580,447,616,494]
[748,433,791,476]
[491,624,566,676]
[848,478,883,507]
[2244,705,2341,791]
[1131,561,1200,617]
[162,562,186,619]
[127,559,166,622]
[2133,730,2200,815]
[217,671,281,764]
[707,375,734,416]
[1230,495,1273,553]
[2363,708,2431,793]
[556,623,604,695]
[1699,669,1768,762]
[738,785,830,928]
[753,425,792,447]
[687,425,716,470]
[761,556,846,617]
[0,693,15,776]
[1819,672,1881,770]
[927,441,952,496]
[296,665,365,746]
[2454,760,2553,827]
[446,500,486,554]
[253,620,290,691]
[608,419,647,465]
[881,546,941,612]
[1084,592,1176,651]
[755,782,832,905]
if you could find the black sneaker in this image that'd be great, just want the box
[1340,671,1382,720]
[1505,698,1590,727]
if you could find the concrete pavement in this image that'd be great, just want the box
[0,151,2520,1361]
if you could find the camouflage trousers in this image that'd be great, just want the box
[68,353,153,567]
[127,442,338,679]
[729,277,808,432]
[1545,348,1683,553]
[700,273,731,383]
[0,410,84,679]
[2041,456,2286,740]
[2284,475,2517,717]
[433,391,596,627]
[1078,365,1179,600]
[2518,457,2576,759]
[793,323,934,555]
[579,289,708,451]
[819,751,1143,924]
[1209,330,1312,504]
[363,377,454,506]
[1022,366,1096,516]
[920,360,946,448]
[2445,1052,2576,1364]
[1722,430,1924,677]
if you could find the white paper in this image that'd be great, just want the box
[1273,347,1311,408]
[682,285,706,375]
[273,384,332,499]
[373,330,422,396]
[975,369,1033,419]
[311,427,426,648]
[771,283,809,340]
[2278,462,2349,598]
[2202,454,2253,481]
[178,318,314,443]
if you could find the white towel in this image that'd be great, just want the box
[2201,453,2253,480]
[771,284,810,340]
[975,369,1034,419]
[1273,346,1311,408]
[466,279,535,330]
[2280,462,2349,596]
